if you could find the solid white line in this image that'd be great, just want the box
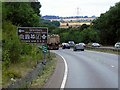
[57,54,68,89]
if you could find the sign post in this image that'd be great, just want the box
[42,44,48,65]
[18,27,48,65]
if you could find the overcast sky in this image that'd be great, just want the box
[39,0,119,17]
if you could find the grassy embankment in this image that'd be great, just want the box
[2,51,41,87]
[2,50,56,88]
[2,21,57,88]
[29,52,56,88]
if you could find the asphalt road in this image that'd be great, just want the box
[44,54,65,88]
[52,48,118,88]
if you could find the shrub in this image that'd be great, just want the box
[2,21,22,64]
[6,70,21,79]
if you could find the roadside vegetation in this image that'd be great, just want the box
[30,53,56,88]
[1,1,120,88]
[2,2,59,88]
[2,2,41,87]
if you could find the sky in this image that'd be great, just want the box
[39,0,120,17]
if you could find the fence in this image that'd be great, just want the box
[86,46,120,54]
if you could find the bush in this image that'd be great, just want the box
[5,70,21,79]
[20,43,32,55]
[2,21,22,64]
[2,50,10,67]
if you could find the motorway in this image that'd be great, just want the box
[52,48,118,88]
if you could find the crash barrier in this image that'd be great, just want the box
[6,62,44,88]
[86,46,120,54]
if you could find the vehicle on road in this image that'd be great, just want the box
[62,43,70,49]
[47,34,60,50]
[91,43,100,47]
[114,42,120,48]
[68,41,75,47]
[73,44,84,51]
[79,43,86,47]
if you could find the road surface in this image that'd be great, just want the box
[51,48,118,88]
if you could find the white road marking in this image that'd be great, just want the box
[57,54,68,89]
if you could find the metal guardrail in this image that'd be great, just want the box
[86,46,120,53]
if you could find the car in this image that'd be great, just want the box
[79,43,86,47]
[73,44,84,51]
[62,43,70,49]
[114,42,120,48]
[91,43,100,47]
[68,41,75,47]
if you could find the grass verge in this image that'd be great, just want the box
[2,51,57,88]
[29,52,57,88]
[86,48,120,55]
[2,53,43,88]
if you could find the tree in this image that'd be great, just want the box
[2,2,42,66]
[2,2,41,27]
[79,27,100,44]
[80,24,89,31]
[92,2,120,45]
[30,2,41,16]
[66,23,69,26]
[51,21,60,27]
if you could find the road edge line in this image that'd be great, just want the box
[57,54,68,89]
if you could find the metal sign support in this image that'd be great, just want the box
[42,52,46,65]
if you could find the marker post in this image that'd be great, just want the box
[42,44,48,65]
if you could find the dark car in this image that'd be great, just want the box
[62,43,70,49]
[73,44,84,51]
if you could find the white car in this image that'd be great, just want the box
[62,43,70,49]
[92,43,100,47]
[79,43,86,47]
[68,41,75,47]
[114,42,120,48]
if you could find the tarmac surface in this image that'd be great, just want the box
[44,54,65,88]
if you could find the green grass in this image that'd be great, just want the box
[2,52,57,88]
[30,53,56,88]
[0,31,1,41]
[2,55,41,87]
[0,47,1,60]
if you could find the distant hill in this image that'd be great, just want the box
[42,15,60,19]
[42,15,96,19]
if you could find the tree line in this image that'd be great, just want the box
[2,2,42,68]
[92,2,120,45]
[49,2,120,45]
